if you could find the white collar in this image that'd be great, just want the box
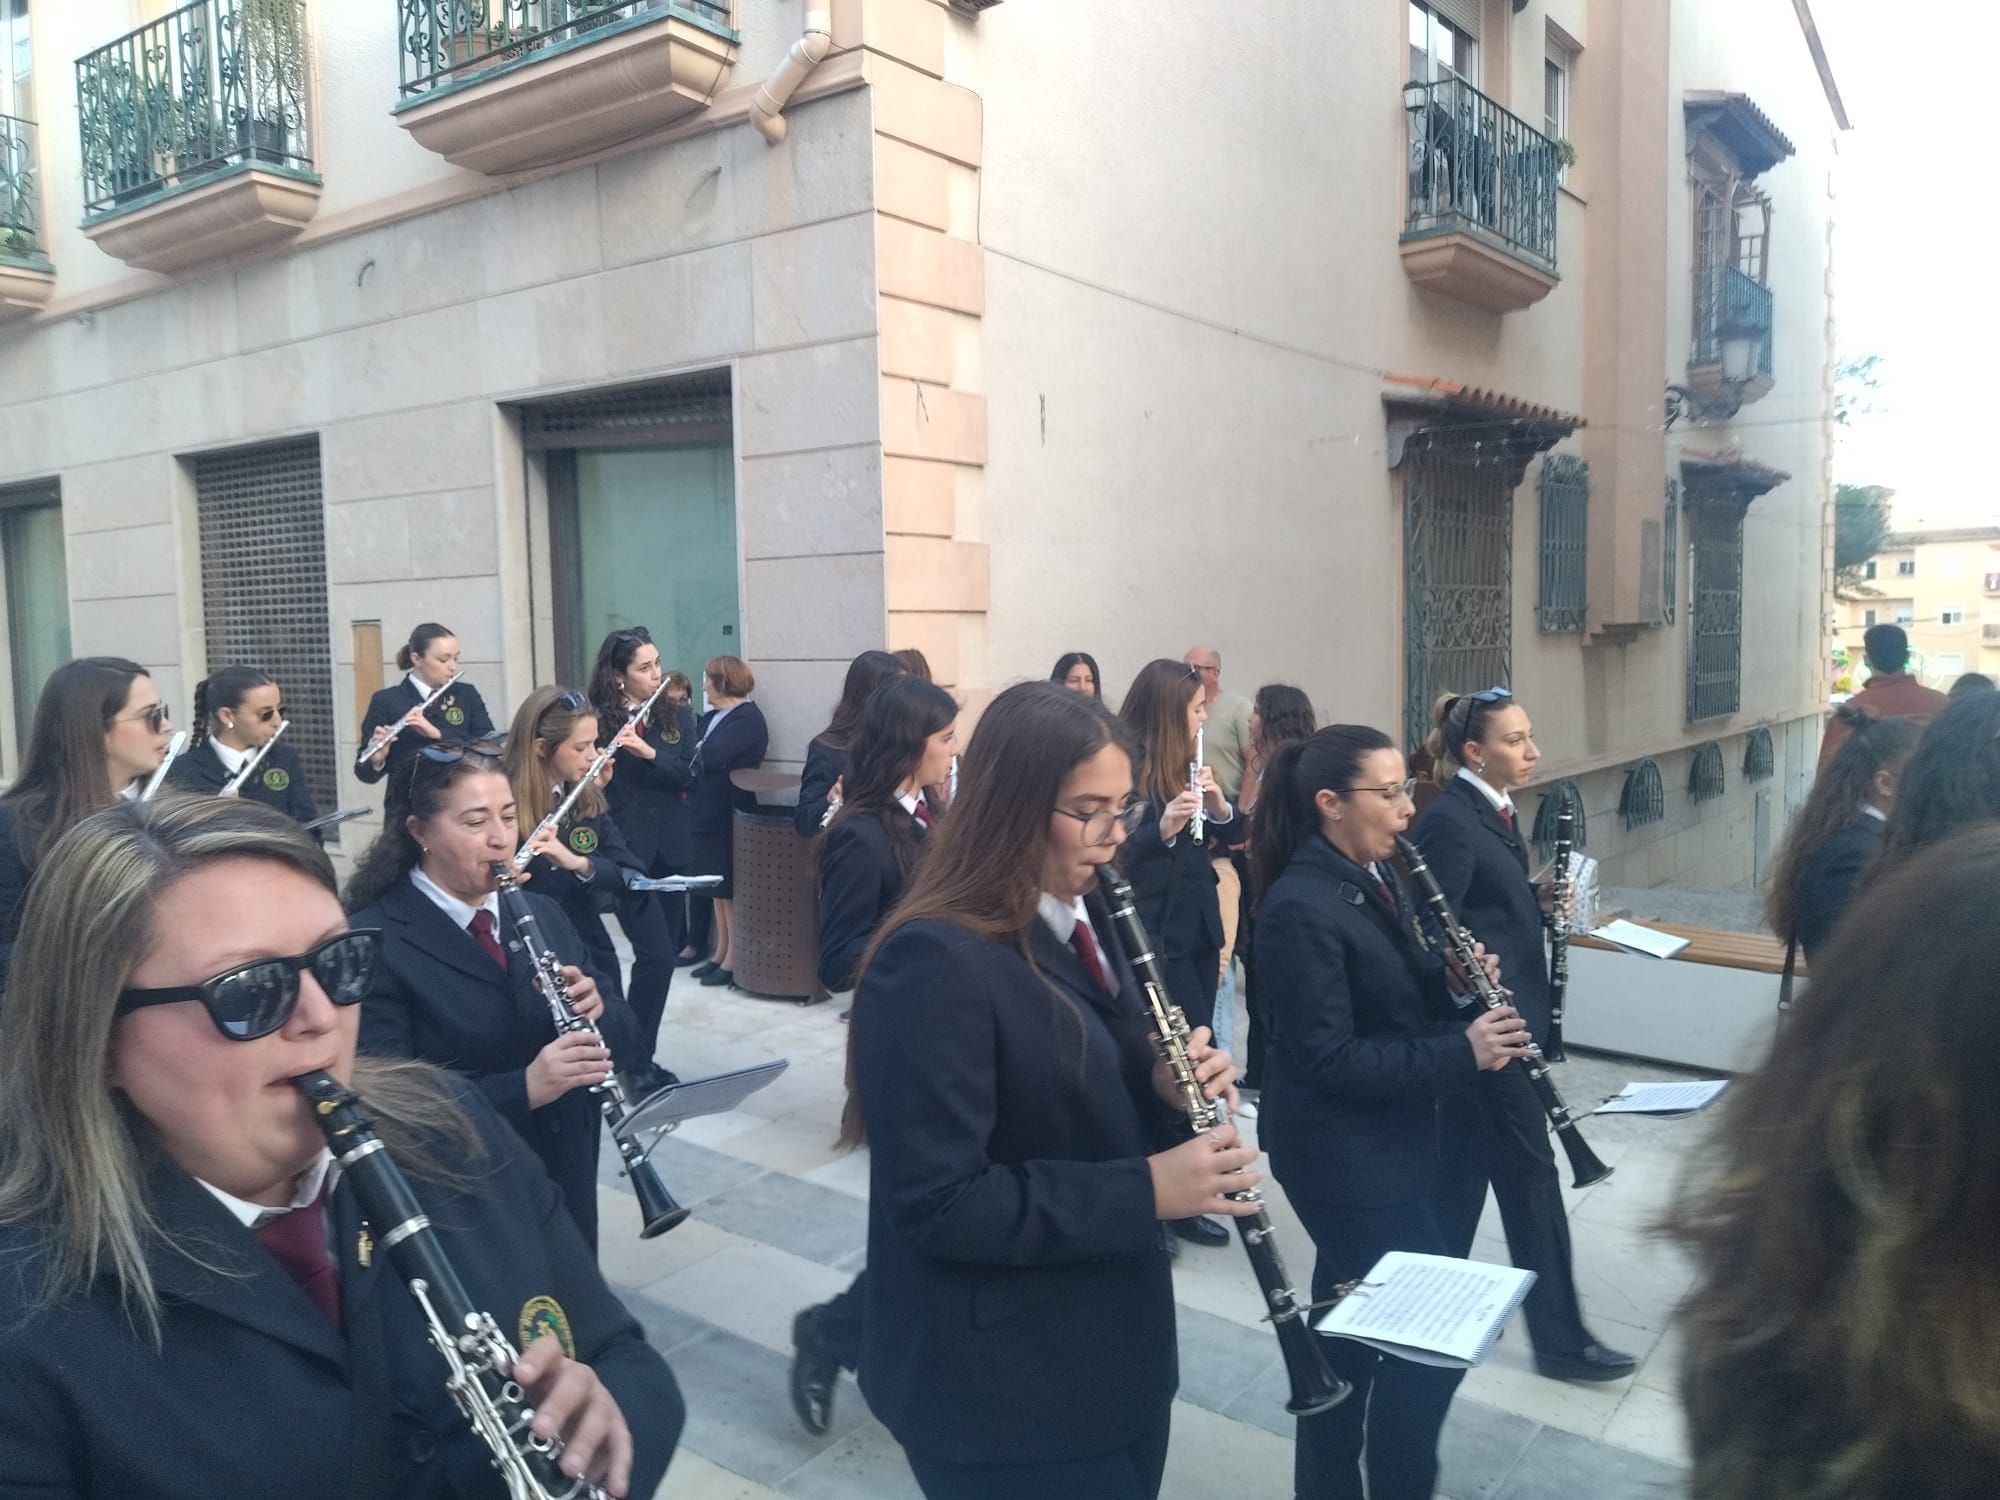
[1036,891,1092,943]
[119,782,141,802]
[408,866,500,930]
[896,789,922,816]
[196,1148,335,1230]
[209,737,251,773]
[1861,803,1888,824]
[1455,765,1515,816]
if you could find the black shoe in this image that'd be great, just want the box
[1534,1341,1637,1383]
[623,1064,679,1098]
[1168,1215,1232,1248]
[690,960,719,980]
[699,966,734,988]
[675,952,705,968]
[789,1308,840,1435]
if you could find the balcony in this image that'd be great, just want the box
[1686,262,1774,410]
[1401,75,1561,312]
[0,114,54,321]
[74,0,320,274]
[393,0,740,177]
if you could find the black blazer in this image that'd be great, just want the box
[1255,833,1479,1209]
[602,708,697,871]
[793,736,846,837]
[853,904,1181,1467]
[0,801,31,983]
[687,701,769,838]
[0,1082,682,1500]
[355,678,495,787]
[816,804,925,993]
[351,878,636,1249]
[164,736,322,830]
[1408,775,1551,1035]
[1118,799,1232,959]
[1795,812,1882,966]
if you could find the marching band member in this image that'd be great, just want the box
[345,743,635,1250]
[1051,651,1103,698]
[585,628,696,1026]
[503,686,678,1098]
[167,665,321,829]
[1253,724,1526,1500]
[356,623,494,787]
[1234,682,1319,1109]
[1766,703,1919,969]
[0,795,682,1499]
[687,656,768,991]
[1868,688,2000,883]
[0,656,173,979]
[850,681,1252,1500]
[795,650,904,837]
[1411,689,1634,1383]
[789,674,958,1436]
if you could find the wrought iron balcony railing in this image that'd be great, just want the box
[1403,75,1560,271]
[1693,262,1774,378]
[1,114,44,262]
[75,0,314,219]
[397,0,734,101]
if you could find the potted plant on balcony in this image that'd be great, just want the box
[78,58,171,208]
[235,0,307,162]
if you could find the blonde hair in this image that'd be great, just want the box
[704,655,755,698]
[1423,690,1511,779]
[0,796,478,1343]
[502,686,607,834]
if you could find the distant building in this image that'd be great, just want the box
[1837,527,2000,690]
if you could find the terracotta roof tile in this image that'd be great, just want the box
[1382,374,1585,433]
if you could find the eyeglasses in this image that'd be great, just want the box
[1054,799,1150,846]
[117,930,381,1041]
[112,702,171,734]
[1339,778,1418,803]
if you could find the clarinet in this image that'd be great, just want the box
[513,680,669,871]
[1395,836,1612,1189]
[1545,792,1575,1064]
[1096,867,1350,1416]
[220,720,290,797]
[295,1070,605,1500]
[1188,725,1206,845]
[490,865,690,1238]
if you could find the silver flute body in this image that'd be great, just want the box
[1188,725,1205,845]
[140,731,190,801]
[296,1070,604,1499]
[356,671,463,767]
[220,720,290,797]
[512,680,669,872]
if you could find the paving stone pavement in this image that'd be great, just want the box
[603,964,1705,1499]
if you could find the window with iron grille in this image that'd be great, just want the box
[192,439,338,835]
[1620,758,1664,828]
[1686,497,1745,723]
[1529,777,1586,863]
[1688,741,1725,802]
[1403,436,1513,752]
[521,372,731,450]
[1537,454,1587,633]
[1743,726,1774,781]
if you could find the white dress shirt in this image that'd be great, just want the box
[409,866,500,929]
[196,1149,335,1230]
[1454,765,1516,820]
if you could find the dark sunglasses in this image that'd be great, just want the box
[417,736,505,765]
[112,702,172,734]
[116,930,381,1041]
[537,689,589,729]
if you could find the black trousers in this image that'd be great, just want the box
[1164,945,1219,1038]
[1287,1191,1466,1500]
[905,1401,1171,1500]
[615,886,678,1069]
[816,1271,866,1371]
[1431,1064,1591,1356]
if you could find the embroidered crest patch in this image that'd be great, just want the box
[262,767,290,792]
[569,826,599,855]
[517,1295,575,1358]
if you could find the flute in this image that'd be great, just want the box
[356,671,463,767]
[1188,725,1205,845]
[220,720,289,797]
[512,679,668,872]
[140,731,189,801]
[1396,835,1612,1189]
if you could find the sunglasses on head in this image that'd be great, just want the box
[417,736,505,765]
[117,930,381,1041]
[612,627,653,648]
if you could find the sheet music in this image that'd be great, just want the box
[1586,918,1691,960]
[1313,1253,1535,1368]
[1595,1079,1729,1115]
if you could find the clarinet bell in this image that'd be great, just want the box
[631,1161,691,1239]
[1558,1128,1614,1190]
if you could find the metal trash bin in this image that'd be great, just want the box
[728,772,821,1002]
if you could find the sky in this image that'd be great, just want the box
[1816,0,1995,530]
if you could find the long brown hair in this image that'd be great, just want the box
[1117,658,1200,808]
[1666,825,2000,1498]
[1871,690,2000,883]
[837,682,1139,1147]
[0,797,479,1344]
[828,676,958,879]
[1764,704,1918,944]
[1,656,151,868]
[503,687,607,835]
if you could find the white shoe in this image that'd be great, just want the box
[1237,1097,1258,1120]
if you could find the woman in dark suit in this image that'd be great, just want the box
[346,744,635,1250]
[789,674,958,1436]
[851,681,1251,1500]
[0,656,175,980]
[1766,702,1920,972]
[167,665,321,829]
[687,655,768,990]
[1411,689,1633,1385]
[502,686,677,1098]
[356,623,494,787]
[795,649,904,836]
[1253,723,1526,1500]
[0,794,679,1500]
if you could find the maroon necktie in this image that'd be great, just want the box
[1368,869,1400,920]
[1070,918,1113,997]
[1499,805,1516,833]
[253,1188,341,1329]
[467,908,507,972]
[913,798,934,830]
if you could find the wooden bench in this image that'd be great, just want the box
[1571,921,1806,978]
[1563,919,1793,1072]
